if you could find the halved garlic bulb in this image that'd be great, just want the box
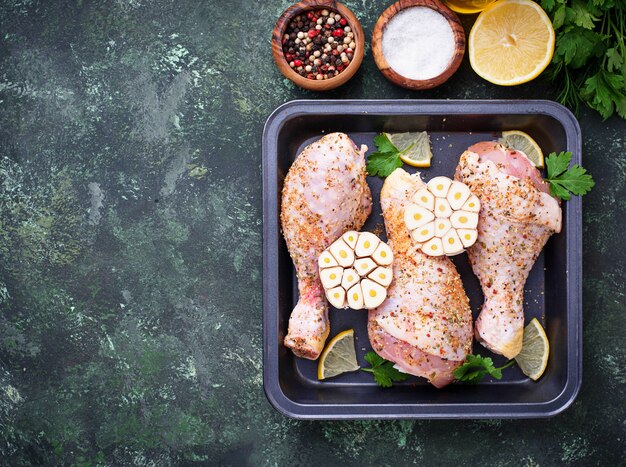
[318,231,394,310]
[404,176,480,257]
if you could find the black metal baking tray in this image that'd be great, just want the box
[262,100,582,419]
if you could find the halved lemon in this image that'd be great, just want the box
[317,329,359,380]
[469,0,555,86]
[385,132,432,168]
[500,130,545,168]
[515,318,550,381]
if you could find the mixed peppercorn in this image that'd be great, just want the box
[282,9,357,80]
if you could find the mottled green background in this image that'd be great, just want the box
[0,0,624,465]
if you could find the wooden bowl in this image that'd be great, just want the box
[271,0,365,91]
[371,0,465,90]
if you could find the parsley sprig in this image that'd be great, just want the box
[453,354,516,384]
[542,0,626,119]
[544,151,595,200]
[365,133,406,177]
[361,351,408,388]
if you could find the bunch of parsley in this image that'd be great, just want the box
[542,0,626,119]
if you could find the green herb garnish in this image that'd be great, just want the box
[365,133,405,177]
[361,351,409,388]
[542,0,626,119]
[453,354,516,384]
[544,151,595,200]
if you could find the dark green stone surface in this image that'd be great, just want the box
[0,0,624,465]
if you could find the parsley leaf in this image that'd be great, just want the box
[570,1,599,29]
[361,351,409,388]
[453,354,515,384]
[552,4,567,29]
[541,0,556,12]
[545,150,571,177]
[554,28,604,69]
[606,48,623,73]
[373,133,397,153]
[582,69,626,119]
[545,152,595,200]
[366,133,403,177]
[366,151,403,178]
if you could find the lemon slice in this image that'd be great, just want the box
[515,318,549,381]
[317,329,360,380]
[500,130,545,168]
[469,0,555,86]
[385,132,432,168]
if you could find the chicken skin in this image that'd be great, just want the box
[368,168,473,387]
[281,133,372,360]
[455,142,562,359]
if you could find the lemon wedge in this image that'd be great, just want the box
[385,132,432,168]
[515,318,550,381]
[500,130,545,168]
[317,329,360,380]
[469,0,555,86]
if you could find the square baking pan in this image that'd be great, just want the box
[262,100,582,419]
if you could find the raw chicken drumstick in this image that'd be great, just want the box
[281,133,372,359]
[455,142,562,359]
[368,168,473,388]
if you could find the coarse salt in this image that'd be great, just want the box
[382,7,455,81]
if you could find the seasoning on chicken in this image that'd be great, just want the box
[367,168,473,388]
[455,142,562,359]
[281,133,372,360]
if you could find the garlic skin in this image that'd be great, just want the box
[318,230,394,310]
[404,176,480,257]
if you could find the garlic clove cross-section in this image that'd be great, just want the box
[404,204,435,230]
[320,266,343,289]
[423,237,445,256]
[354,257,377,276]
[371,242,393,266]
[369,266,393,287]
[329,239,355,267]
[461,195,480,212]
[347,283,364,309]
[450,211,479,230]
[411,221,436,243]
[318,250,339,269]
[326,286,346,309]
[442,228,464,256]
[341,267,359,290]
[318,231,394,310]
[447,181,472,210]
[458,228,478,248]
[412,188,435,211]
[342,230,359,249]
[404,176,480,257]
[434,218,452,238]
[361,279,387,309]
[354,232,380,258]
[434,197,453,218]
[427,176,452,198]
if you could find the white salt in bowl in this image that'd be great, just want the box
[371,0,465,90]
